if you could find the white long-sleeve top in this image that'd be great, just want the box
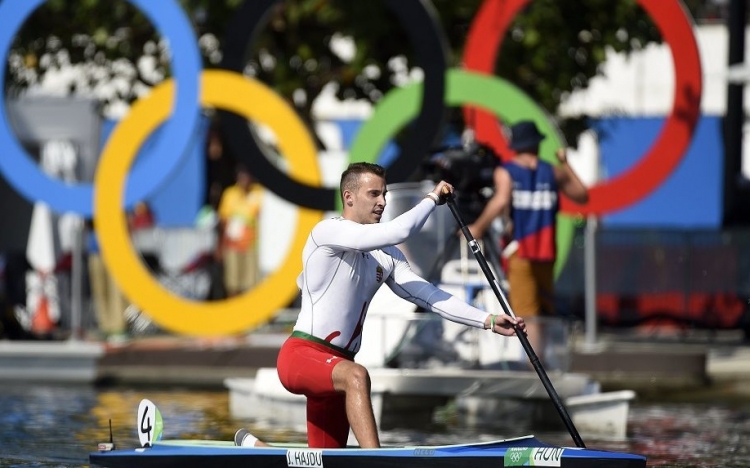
[293,198,489,356]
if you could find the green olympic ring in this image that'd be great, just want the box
[349,68,576,277]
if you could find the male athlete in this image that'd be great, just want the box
[235,162,525,449]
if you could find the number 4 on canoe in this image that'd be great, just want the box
[137,399,163,448]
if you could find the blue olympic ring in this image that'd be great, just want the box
[0,0,201,216]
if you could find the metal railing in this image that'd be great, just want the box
[5,223,749,342]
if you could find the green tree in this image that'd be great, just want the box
[6,0,706,144]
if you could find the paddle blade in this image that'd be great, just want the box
[137,399,164,448]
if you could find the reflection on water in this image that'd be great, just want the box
[0,384,100,467]
[0,383,303,468]
[1,383,749,467]
[626,404,750,467]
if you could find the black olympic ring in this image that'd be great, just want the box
[219,0,448,211]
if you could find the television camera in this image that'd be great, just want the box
[422,141,499,224]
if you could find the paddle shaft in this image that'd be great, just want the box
[444,195,586,448]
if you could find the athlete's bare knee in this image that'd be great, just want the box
[333,362,370,394]
[348,365,371,392]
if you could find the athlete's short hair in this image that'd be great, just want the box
[340,162,386,202]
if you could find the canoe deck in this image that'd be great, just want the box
[90,435,646,468]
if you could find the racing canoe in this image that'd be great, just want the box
[89,398,646,468]
[90,435,646,468]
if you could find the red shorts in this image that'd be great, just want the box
[277,337,351,448]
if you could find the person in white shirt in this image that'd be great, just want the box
[235,162,525,449]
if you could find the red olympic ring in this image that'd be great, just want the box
[462,0,702,215]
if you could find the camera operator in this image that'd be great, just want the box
[466,121,588,366]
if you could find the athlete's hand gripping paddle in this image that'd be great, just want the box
[442,187,586,448]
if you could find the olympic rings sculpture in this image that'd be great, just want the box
[94,70,324,335]
[0,0,201,217]
[219,0,449,211]
[0,0,701,336]
[349,68,576,274]
[463,0,702,215]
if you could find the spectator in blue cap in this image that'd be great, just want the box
[467,120,589,366]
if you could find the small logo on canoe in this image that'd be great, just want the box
[413,448,435,456]
[504,447,563,466]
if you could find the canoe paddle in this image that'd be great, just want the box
[443,188,586,448]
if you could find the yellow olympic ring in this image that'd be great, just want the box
[94,69,324,336]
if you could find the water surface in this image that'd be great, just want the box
[0,383,748,467]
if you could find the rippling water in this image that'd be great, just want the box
[0,382,749,467]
